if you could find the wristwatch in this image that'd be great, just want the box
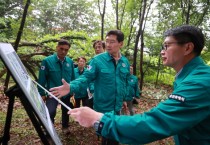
[93,121,100,131]
[93,121,104,135]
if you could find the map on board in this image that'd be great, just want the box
[0,43,62,145]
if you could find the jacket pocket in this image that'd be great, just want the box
[49,68,60,73]
[64,67,72,72]
[48,68,61,81]
[100,69,114,81]
[120,67,129,78]
[101,68,111,73]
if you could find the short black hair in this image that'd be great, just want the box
[77,56,86,62]
[106,30,124,42]
[58,39,71,48]
[164,25,205,56]
[93,40,105,49]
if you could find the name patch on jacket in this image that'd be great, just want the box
[168,94,185,102]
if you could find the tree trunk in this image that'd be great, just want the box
[14,0,30,51]
[139,0,153,91]
[133,0,147,77]
[119,0,127,30]
[133,0,153,91]
[185,0,191,24]
[98,0,106,40]
[155,52,161,87]
[116,0,119,29]
[4,0,31,91]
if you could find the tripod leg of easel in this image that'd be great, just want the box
[0,93,15,144]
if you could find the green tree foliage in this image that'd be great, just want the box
[156,0,210,29]
[30,0,100,36]
[0,0,210,88]
[0,0,26,40]
[141,0,210,87]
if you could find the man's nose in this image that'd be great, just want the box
[62,50,67,53]
[160,50,165,55]
[106,43,110,47]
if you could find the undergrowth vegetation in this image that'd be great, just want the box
[0,83,174,145]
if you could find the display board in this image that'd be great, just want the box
[0,43,62,145]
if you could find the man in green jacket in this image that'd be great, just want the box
[74,56,88,108]
[38,39,75,134]
[51,30,130,145]
[66,25,210,145]
[93,40,105,55]
[122,65,140,115]
[87,40,106,109]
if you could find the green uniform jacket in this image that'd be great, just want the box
[70,52,130,113]
[86,60,95,94]
[74,67,88,99]
[124,74,140,101]
[88,82,94,94]
[100,56,210,145]
[38,53,75,98]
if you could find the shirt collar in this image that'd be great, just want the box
[106,52,122,61]
[54,53,66,63]
[175,68,183,79]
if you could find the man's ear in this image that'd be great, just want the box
[119,41,124,48]
[56,46,59,51]
[184,42,194,55]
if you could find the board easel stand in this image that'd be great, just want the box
[0,85,53,145]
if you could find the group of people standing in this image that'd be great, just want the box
[38,30,140,145]
[50,25,210,145]
[37,25,210,145]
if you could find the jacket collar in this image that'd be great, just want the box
[175,56,204,82]
[53,53,66,63]
[105,52,122,61]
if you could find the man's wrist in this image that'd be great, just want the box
[97,112,103,121]
[93,121,104,135]
[93,113,104,135]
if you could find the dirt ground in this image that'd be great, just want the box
[0,85,174,145]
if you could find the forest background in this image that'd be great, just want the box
[0,0,210,144]
[0,0,210,90]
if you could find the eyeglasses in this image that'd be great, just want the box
[105,40,117,45]
[162,42,185,51]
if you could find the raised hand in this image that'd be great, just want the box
[49,79,70,98]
